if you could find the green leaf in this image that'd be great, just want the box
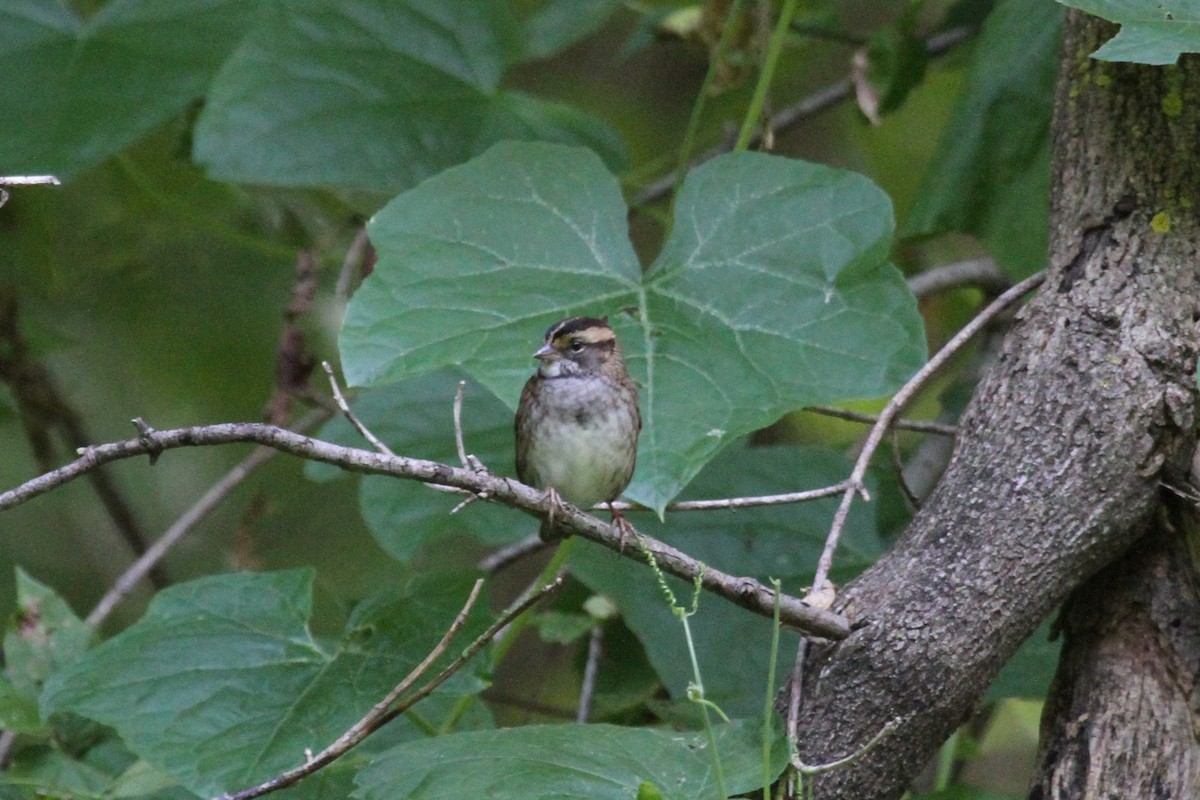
[193,0,624,192]
[106,760,185,799]
[354,719,787,800]
[570,444,892,716]
[532,610,595,645]
[0,0,258,179]
[1062,0,1200,64]
[41,570,489,798]
[636,782,666,800]
[902,0,1062,277]
[986,619,1060,701]
[0,569,91,735]
[307,372,526,561]
[867,7,930,116]
[519,0,624,60]
[341,142,925,512]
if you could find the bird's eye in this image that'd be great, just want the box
[569,339,584,352]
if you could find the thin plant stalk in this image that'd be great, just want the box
[673,0,747,194]
[734,0,802,151]
[762,579,783,800]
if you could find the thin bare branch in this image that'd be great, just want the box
[0,730,15,769]
[481,484,852,573]
[612,481,851,513]
[215,578,491,800]
[0,288,163,586]
[576,624,604,723]
[448,380,488,513]
[453,380,470,467]
[810,271,1046,596]
[794,717,901,775]
[374,577,565,729]
[321,361,394,456]
[907,257,1011,300]
[0,423,850,638]
[0,175,61,186]
[86,408,333,628]
[632,25,974,207]
[890,428,921,513]
[478,533,549,573]
[633,79,851,206]
[335,227,372,301]
[805,406,957,437]
[0,175,61,208]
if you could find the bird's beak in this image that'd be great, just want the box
[533,343,557,361]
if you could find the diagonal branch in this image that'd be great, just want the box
[0,423,850,639]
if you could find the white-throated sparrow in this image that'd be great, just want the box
[515,316,640,541]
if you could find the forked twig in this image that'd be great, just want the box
[216,577,563,800]
[321,361,394,456]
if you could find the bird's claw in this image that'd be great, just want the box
[607,502,635,553]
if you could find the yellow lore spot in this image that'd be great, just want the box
[1150,212,1171,234]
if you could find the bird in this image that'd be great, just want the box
[515,316,641,543]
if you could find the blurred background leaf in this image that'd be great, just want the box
[193,0,625,192]
[901,0,1062,277]
[0,0,260,179]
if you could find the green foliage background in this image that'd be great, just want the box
[1,0,1194,797]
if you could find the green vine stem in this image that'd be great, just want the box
[638,536,729,799]
[673,0,747,196]
[734,0,802,152]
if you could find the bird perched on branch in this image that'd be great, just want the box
[515,316,640,542]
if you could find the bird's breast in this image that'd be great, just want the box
[522,375,638,508]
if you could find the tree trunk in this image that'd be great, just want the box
[791,12,1200,798]
[1033,501,1200,796]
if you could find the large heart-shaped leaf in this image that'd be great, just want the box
[193,0,624,192]
[0,0,257,178]
[340,142,925,512]
[41,570,489,798]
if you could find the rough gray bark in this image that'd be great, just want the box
[1033,503,1200,797]
[1029,15,1200,797]
[791,12,1200,798]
